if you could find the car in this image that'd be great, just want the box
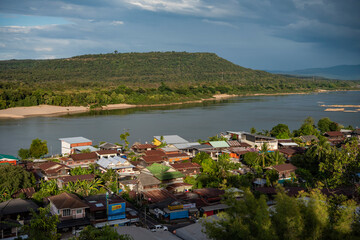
[150,225,168,232]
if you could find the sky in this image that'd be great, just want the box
[0,0,359,71]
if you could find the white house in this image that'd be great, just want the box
[97,156,136,176]
[59,137,92,155]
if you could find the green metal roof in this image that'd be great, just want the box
[0,154,19,160]
[209,141,230,148]
[147,163,184,180]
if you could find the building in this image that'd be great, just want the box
[36,161,71,180]
[240,132,278,150]
[57,174,95,189]
[299,135,319,145]
[97,156,136,176]
[137,172,161,192]
[0,199,39,239]
[59,137,93,155]
[99,142,121,151]
[61,152,98,168]
[0,154,19,166]
[153,135,189,147]
[272,163,297,180]
[170,162,201,176]
[48,192,90,232]
[324,131,345,145]
[146,163,184,185]
[131,144,157,153]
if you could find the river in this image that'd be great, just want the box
[1,91,359,156]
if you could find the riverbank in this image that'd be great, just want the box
[0,90,354,119]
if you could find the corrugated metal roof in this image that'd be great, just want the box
[153,135,189,144]
[0,154,19,160]
[97,156,134,169]
[173,142,201,149]
[209,141,230,148]
[59,136,92,144]
[74,146,99,151]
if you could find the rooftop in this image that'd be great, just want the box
[154,135,189,144]
[170,162,201,170]
[48,192,89,209]
[59,136,92,144]
[97,156,134,169]
[70,152,98,161]
[147,163,184,180]
[57,174,95,183]
[209,141,230,148]
[0,198,39,215]
[272,163,297,172]
[0,154,19,160]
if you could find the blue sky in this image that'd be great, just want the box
[0,0,359,70]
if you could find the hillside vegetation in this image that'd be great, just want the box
[0,52,357,109]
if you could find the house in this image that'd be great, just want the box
[57,174,95,189]
[95,149,119,158]
[208,141,230,149]
[0,199,39,239]
[170,162,201,176]
[278,139,299,148]
[59,137,93,155]
[141,189,177,205]
[272,163,297,180]
[240,132,278,150]
[146,163,184,185]
[140,149,167,165]
[84,194,128,227]
[166,183,193,193]
[48,192,90,231]
[193,188,225,205]
[278,147,305,160]
[166,152,190,163]
[99,142,121,151]
[153,135,189,147]
[137,172,161,192]
[131,144,157,153]
[324,131,345,145]
[119,179,138,192]
[0,154,19,166]
[61,152,98,168]
[37,161,71,180]
[299,135,319,145]
[97,156,136,176]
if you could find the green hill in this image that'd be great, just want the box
[0,52,357,109]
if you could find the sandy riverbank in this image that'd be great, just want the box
[0,94,239,119]
[0,91,355,119]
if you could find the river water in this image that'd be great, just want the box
[1,91,359,156]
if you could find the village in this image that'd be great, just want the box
[1,126,360,240]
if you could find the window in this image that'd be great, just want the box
[76,209,82,214]
[63,209,71,216]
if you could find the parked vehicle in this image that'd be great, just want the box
[150,225,168,232]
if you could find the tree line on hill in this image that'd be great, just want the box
[0,52,357,109]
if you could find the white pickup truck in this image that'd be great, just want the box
[150,225,168,232]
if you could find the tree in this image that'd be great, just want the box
[192,152,212,165]
[18,148,31,160]
[0,165,35,199]
[21,207,60,240]
[265,169,279,186]
[294,117,319,137]
[267,151,286,166]
[243,152,259,168]
[257,143,270,168]
[120,131,130,151]
[270,124,291,139]
[317,117,333,133]
[250,127,257,134]
[202,188,276,240]
[29,138,48,158]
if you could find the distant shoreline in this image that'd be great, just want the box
[0,90,357,119]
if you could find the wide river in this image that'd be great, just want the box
[1,91,359,156]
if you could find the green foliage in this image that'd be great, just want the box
[21,207,60,240]
[267,151,286,166]
[120,131,130,151]
[203,188,360,240]
[63,178,103,197]
[18,148,31,160]
[184,176,196,185]
[32,179,60,203]
[0,165,35,200]
[76,225,133,240]
[265,169,279,186]
[29,138,48,158]
[317,117,342,133]
[208,135,227,141]
[243,152,259,168]
[294,117,320,137]
[250,127,257,134]
[0,52,356,109]
[70,164,99,176]
[270,123,291,139]
[192,152,212,165]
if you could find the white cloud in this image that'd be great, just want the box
[34,47,53,52]
[111,20,124,25]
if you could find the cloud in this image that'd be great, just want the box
[111,20,124,25]
[202,19,238,29]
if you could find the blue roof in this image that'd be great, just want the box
[59,137,92,144]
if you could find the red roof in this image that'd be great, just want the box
[325,131,344,137]
[142,189,177,203]
[38,161,70,174]
[170,162,201,170]
[193,188,225,198]
[142,155,164,163]
[144,150,166,156]
[272,163,297,172]
[278,147,305,156]
[132,144,157,150]
[48,192,89,209]
[70,152,98,161]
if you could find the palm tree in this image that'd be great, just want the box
[257,143,270,168]
[268,151,286,166]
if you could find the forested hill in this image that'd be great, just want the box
[0,52,358,109]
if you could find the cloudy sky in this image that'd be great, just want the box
[0,0,359,70]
